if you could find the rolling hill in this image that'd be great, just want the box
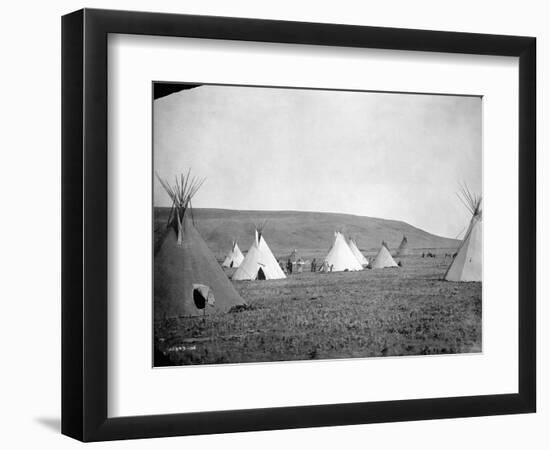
[154,208,459,259]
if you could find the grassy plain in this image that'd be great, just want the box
[155,254,481,366]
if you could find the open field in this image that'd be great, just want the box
[154,254,481,366]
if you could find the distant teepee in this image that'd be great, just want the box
[348,237,369,267]
[232,223,286,280]
[222,240,244,268]
[321,232,363,272]
[371,241,399,269]
[154,172,245,319]
[444,186,482,282]
[395,235,410,257]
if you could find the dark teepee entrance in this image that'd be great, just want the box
[257,268,266,280]
[193,287,207,309]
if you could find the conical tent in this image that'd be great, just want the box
[222,240,244,268]
[444,187,482,282]
[154,172,245,319]
[348,237,369,267]
[395,235,410,256]
[232,228,286,280]
[321,232,363,272]
[371,242,399,268]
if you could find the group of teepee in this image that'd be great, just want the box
[320,233,399,272]
[320,183,482,280]
[232,223,286,281]
[154,172,482,319]
[322,232,364,272]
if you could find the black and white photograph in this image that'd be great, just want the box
[153,83,482,366]
[0,0,541,447]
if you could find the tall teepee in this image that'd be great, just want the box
[395,235,410,257]
[371,241,399,268]
[444,186,482,282]
[222,240,244,268]
[154,172,245,319]
[348,237,369,267]
[321,232,364,272]
[232,223,286,280]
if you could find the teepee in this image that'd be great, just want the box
[154,172,245,319]
[232,224,286,280]
[348,237,369,267]
[371,241,399,268]
[222,240,244,268]
[321,232,364,272]
[444,187,482,282]
[395,235,410,257]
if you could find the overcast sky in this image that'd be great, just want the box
[154,84,481,239]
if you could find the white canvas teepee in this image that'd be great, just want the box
[371,242,399,268]
[321,232,364,272]
[444,187,482,282]
[348,237,369,267]
[222,240,244,268]
[232,228,286,280]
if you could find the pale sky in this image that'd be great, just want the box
[154,84,481,239]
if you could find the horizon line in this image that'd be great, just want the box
[154,205,459,241]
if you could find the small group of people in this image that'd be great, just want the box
[309,258,334,272]
[310,258,334,272]
[278,257,307,275]
[276,256,341,274]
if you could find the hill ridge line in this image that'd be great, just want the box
[154,207,459,255]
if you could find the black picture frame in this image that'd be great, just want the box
[62,8,536,442]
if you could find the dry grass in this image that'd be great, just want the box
[155,255,481,366]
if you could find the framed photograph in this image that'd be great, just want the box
[62,8,536,441]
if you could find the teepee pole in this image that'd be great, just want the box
[157,171,205,245]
